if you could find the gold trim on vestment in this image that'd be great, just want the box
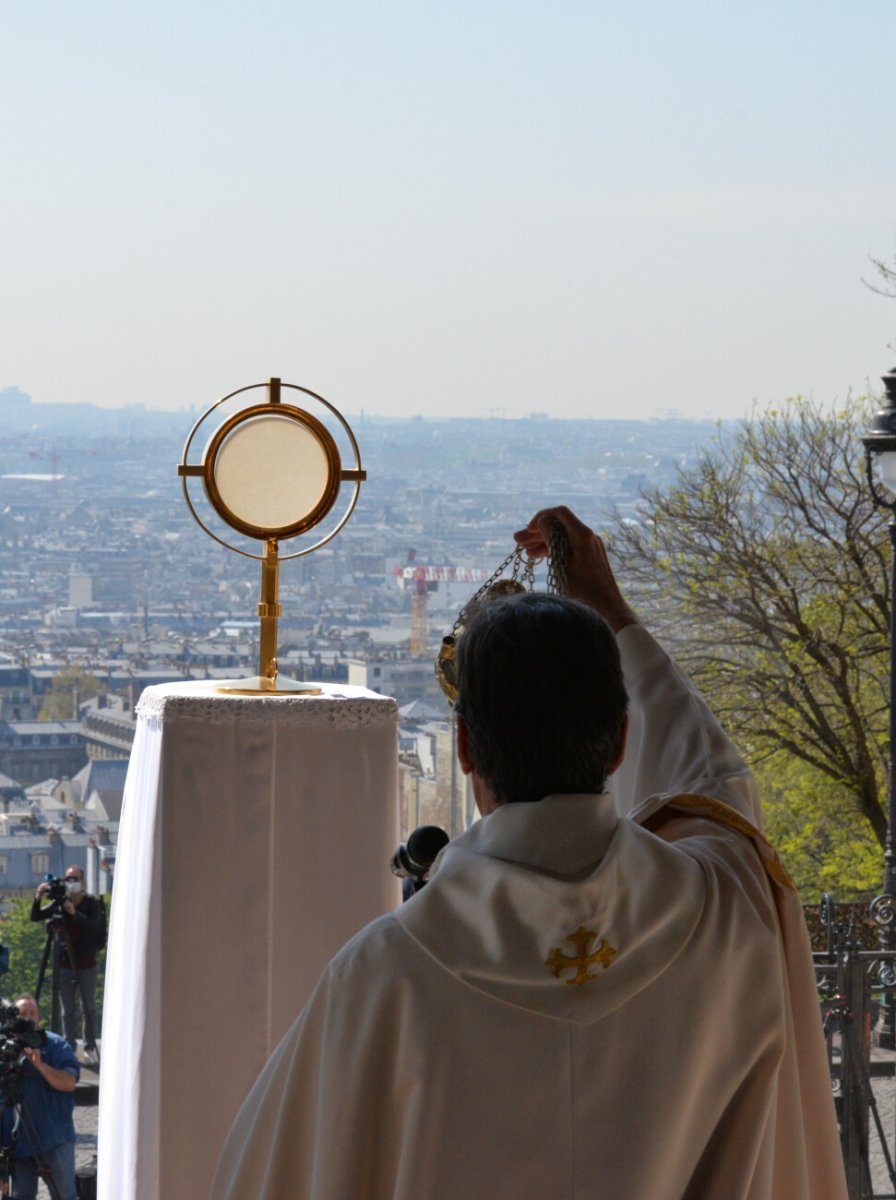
[644,793,795,892]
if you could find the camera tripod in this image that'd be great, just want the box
[34,910,99,1066]
[0,1070,66,1200]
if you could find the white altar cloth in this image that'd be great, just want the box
[97,681,399,1200]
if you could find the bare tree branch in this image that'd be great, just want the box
[613,395,890,847]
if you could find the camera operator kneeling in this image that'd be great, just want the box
[0,995,78,1200]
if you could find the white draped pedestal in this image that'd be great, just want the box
[96,681,400,1200]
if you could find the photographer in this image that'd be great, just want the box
[2,994,78,1200]
[30,867,102,1064]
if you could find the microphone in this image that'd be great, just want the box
[390,825,449,895]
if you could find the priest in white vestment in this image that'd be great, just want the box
[212,507,847,1200]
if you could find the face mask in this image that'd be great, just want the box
[65,880,82,896]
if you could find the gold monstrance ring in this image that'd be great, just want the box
[178,377,366,695]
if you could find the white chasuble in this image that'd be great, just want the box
[212,625,847,1200]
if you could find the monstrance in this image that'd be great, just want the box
[178,377,366,694]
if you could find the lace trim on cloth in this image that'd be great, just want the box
[641,792,795,892]
[135,686,398,728]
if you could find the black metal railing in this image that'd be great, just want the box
[815,894,896,1199]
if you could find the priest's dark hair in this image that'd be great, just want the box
[454,591,628,805]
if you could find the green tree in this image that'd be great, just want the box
[613,396,890,865]
[0,897,107,1036]
[0,897,48,1003]
[756,758,881,901]
[38,668,100,720]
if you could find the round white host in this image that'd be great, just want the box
[212,413,331,530]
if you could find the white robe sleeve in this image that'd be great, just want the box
[609,623,762,830]
[609,628,849,1200]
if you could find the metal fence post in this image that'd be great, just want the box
[840,950,871,1198]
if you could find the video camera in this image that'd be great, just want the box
[390,825,449,898]
[0,999,49,1113]
[39,875,76,931]
[0,1000,47,1066]
[41,876,68,905]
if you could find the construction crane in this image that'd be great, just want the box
[409,565,429,658]
[395,553,490,659]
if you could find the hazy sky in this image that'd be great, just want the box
[3,1,895,419]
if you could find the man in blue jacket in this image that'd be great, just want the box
[4,994,79,1200]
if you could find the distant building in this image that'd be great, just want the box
[0,666,35,721]
[346,657,446,706]
[0,721,86,786]
[68,572,93,608]
[79,694,136,759]
[0,832,112,898]
[396,720,472,840]
[398,699,447,726]
[0,773,26,810]
[52,759,128,822]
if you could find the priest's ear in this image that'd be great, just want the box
[607,714,629,777]
[456,710,474,776]
[456,710,500,817]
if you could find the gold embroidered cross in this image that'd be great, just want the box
[546,926,617,986]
